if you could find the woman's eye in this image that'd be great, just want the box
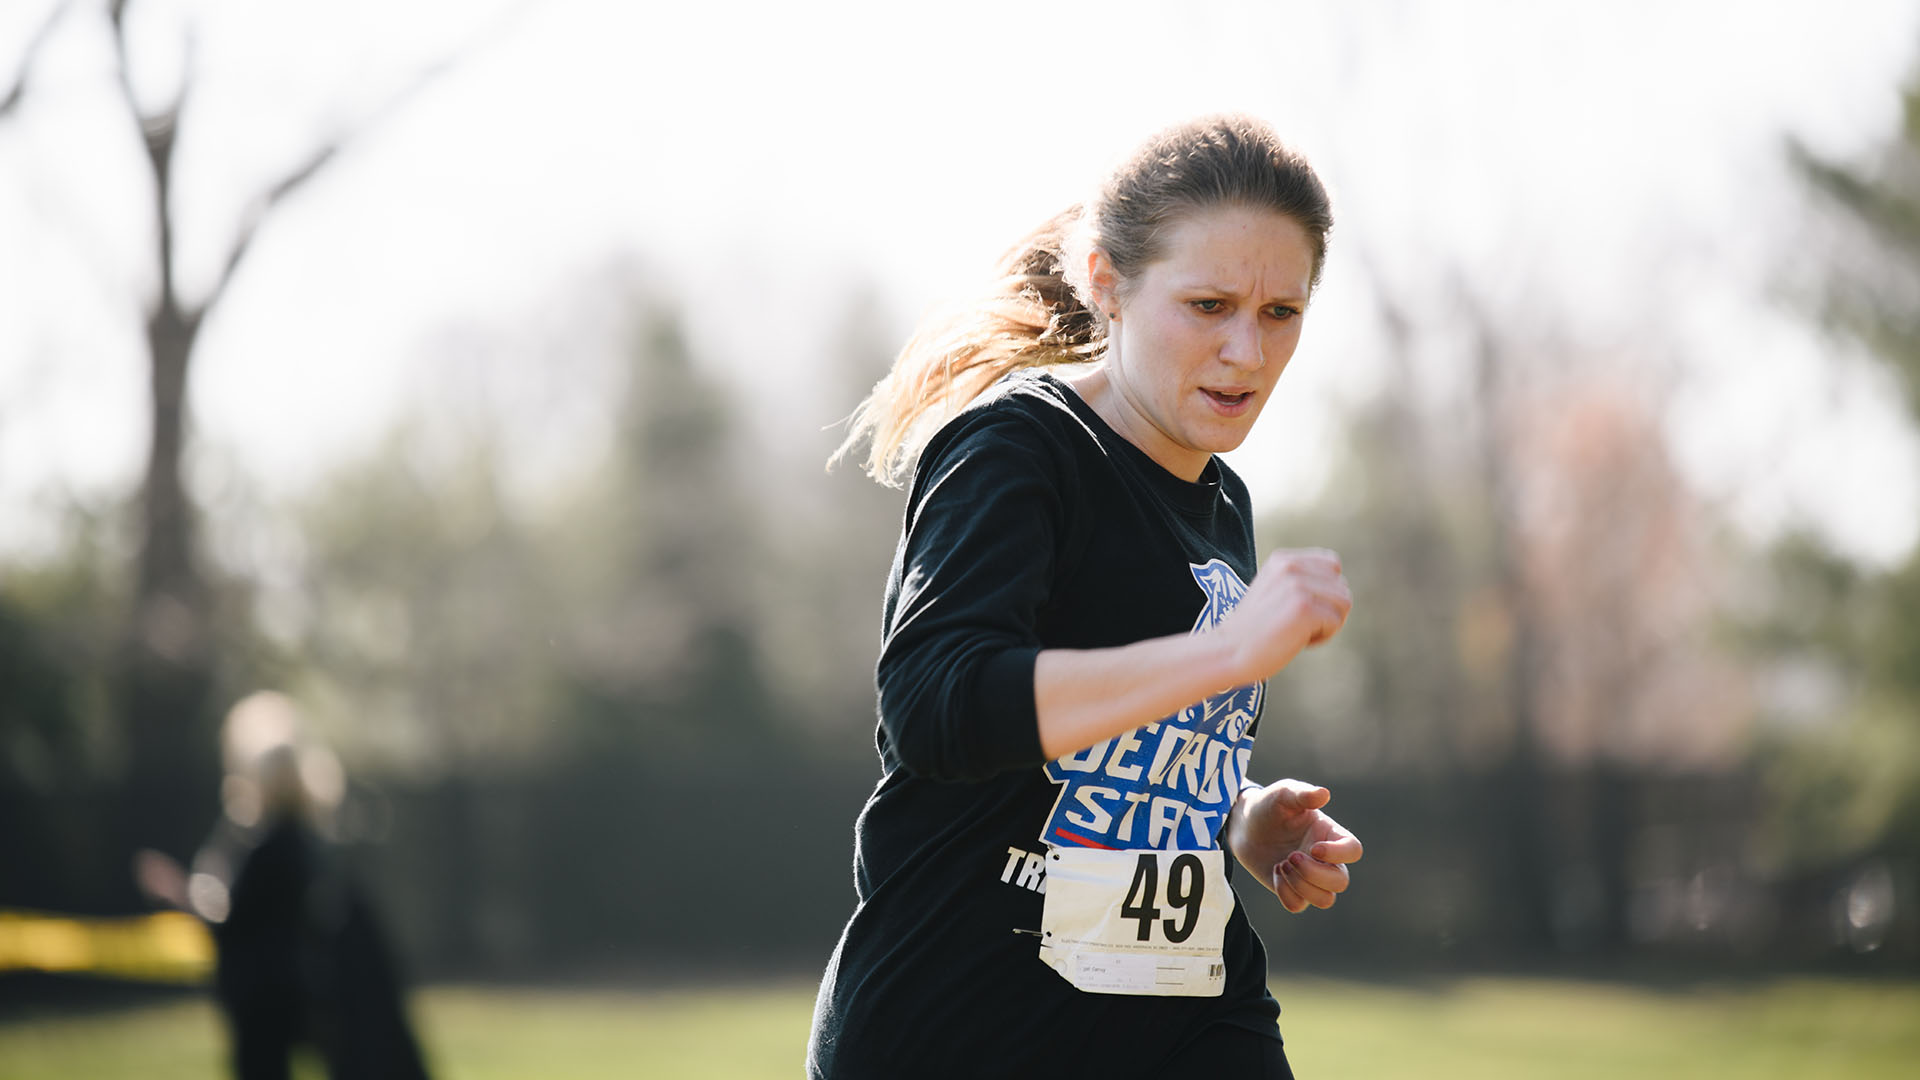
[1191,299,1223,313]
[1267,305,1300,321]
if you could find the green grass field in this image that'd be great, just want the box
[1,976,1915,1078]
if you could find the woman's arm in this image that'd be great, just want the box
[1033,548,1351,759]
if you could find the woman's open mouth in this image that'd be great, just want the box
[1201,388,1255,414]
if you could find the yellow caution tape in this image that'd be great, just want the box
[0,909,213,983]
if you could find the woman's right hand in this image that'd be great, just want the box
[1216,548,1351,686]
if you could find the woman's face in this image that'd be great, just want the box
[1084,204,1315,481]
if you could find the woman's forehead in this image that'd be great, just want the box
[1150,207,1314,298]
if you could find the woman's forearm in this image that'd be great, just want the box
[1032,548,1351,761]
[1032,634,1245,760]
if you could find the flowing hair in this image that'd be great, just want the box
[834,114,1331,485]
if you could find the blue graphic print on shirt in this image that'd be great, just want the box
[1039,559,1263,852]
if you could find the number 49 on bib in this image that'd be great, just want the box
[1039,846,1235,997]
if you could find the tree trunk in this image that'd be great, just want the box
[112,297,218,895]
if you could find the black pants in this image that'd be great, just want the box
[1158,1023,1295,1079]
[227,995,305,1080]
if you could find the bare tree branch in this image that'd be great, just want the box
[202,2,538,317]
[201,132,345,313]
[0,0,77,119]
[108,0,196,320]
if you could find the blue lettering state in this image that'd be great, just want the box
[1186,806,1221,847]
[1115,791,1151,843]
[1147,797,1186,848]
[1066,786,1119,834]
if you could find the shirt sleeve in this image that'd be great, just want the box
[874,409,1066,782]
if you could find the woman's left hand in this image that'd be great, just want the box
[1223,779,1363,913]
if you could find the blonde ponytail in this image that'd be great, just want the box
[832,206,1105,486]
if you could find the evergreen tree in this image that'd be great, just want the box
[1754,56,1920,918]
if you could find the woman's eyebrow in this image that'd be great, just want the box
[1177,278,1309,304]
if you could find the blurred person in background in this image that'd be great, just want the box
[135,691,431,1080]
[810,115,1362,1079]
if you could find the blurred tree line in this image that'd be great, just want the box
[1247,58,1920,965]
[0,261,906,973]
[3,11,1918,980]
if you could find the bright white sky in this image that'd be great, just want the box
[3,0,1918,565]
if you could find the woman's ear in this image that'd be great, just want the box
[1087,248,1122,319]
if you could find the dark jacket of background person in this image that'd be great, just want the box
[135,691,433,1080]
[206,810,431,1080]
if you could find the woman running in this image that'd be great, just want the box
[809,114,1361,1080]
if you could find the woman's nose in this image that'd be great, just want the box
[1220,314,1265,370]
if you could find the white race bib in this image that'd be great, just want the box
[1038,846,1234,997]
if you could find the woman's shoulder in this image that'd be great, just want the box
[913,370,1099,481]
[959,368,1091,435]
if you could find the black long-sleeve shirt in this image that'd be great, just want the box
[809,372,1282,1079]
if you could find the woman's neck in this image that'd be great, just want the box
[1067,367,1210,482]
